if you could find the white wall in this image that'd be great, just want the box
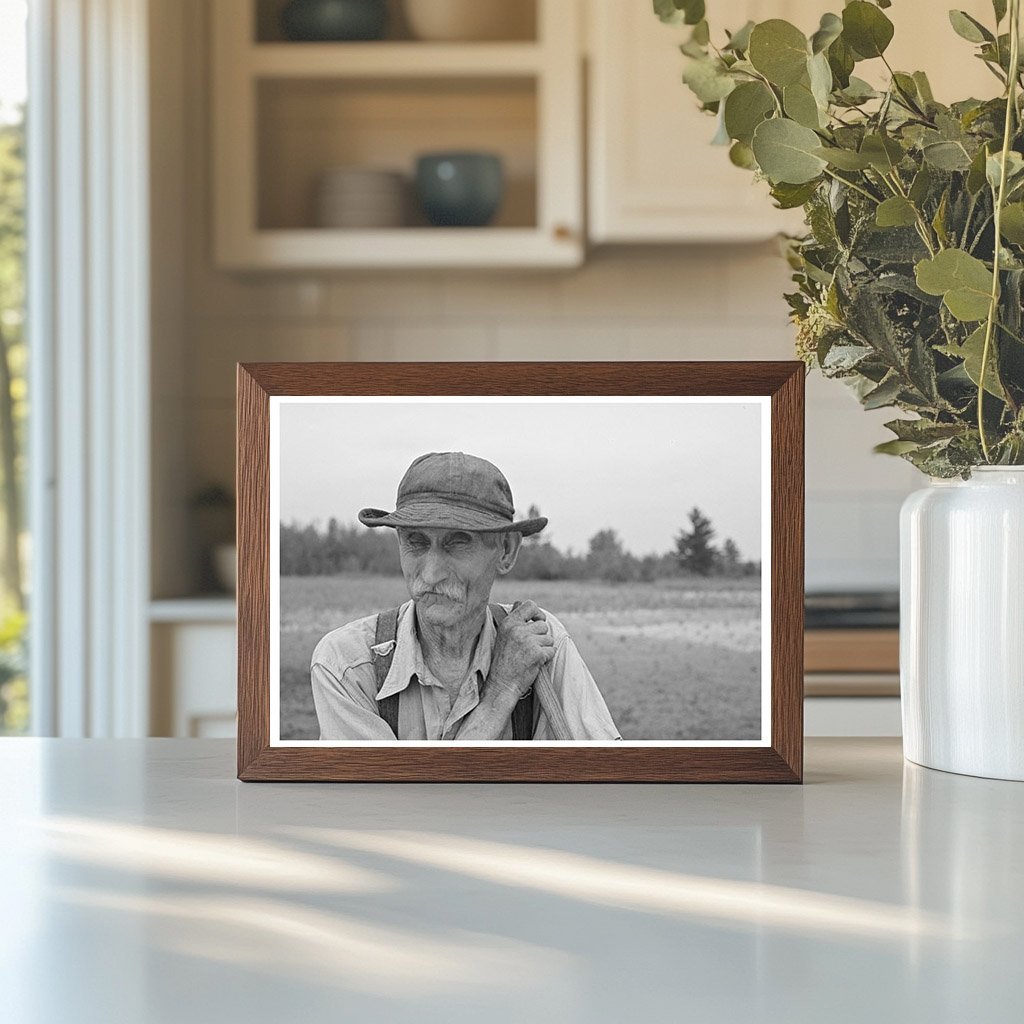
[155,0,921,598]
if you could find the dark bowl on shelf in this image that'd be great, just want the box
[280,0,388,42]
[415,152,505,228]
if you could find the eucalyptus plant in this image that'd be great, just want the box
[657,0,1024,476]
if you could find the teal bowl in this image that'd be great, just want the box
[415,153,505,228]
[281,0,388,42]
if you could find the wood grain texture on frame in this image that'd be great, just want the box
[236,361,805,783]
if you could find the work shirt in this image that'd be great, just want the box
[310,599,621,741]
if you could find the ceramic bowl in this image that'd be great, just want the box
[315,168,407,228]
[415,152,504,227]
[281,0,388,42]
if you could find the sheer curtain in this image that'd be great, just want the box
[28,0,150,736]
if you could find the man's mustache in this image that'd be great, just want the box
[411,582,465,602]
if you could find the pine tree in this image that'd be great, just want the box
[675,507,717,577]
[721,538,741,577]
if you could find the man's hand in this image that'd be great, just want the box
[486,600,555,702]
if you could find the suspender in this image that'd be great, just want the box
[373,604,535,740]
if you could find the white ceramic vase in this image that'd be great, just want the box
[900,467,1024,781]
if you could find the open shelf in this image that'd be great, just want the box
[249,42,543,77]
[254,0,539,44]
[256,76,537,232]
[212,0,581,268]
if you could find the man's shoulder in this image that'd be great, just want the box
[311,611,382,672]
[492,601,570,644]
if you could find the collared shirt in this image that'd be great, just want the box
[310,600,621,741]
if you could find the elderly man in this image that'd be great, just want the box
[310,451,620,741]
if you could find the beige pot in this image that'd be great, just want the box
[403,0,535,41]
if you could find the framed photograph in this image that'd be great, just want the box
[237,362,804,782]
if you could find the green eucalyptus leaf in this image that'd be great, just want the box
[842,1,895,59]
[860,133,904,173]
[808,52,833,109]
[770,179,820,208]
[944,288,994,323]
[813,145,872,170]
[653,0,682,24]
[874,438,922,455]
[784,80,824,129]
[948,10,994,44]
[827,35,856,88]
[653,0,705,26]
[748,20,809,86]
[891,72,921,107]
[913,71,935,104]
[938,325,1006,397]
[862,374,903,409]
[683,0,705,25]
[986,150,1024,190]
[876,196,918,228]
[729,140,758,169]
[915,249,994,322]
[909,164,934,205]
[1000,203,1024,245]
[724,20,755,53]
[810,12,843,54]
[683,57,737,103]
[837,76,879,104]
[884,418,963,443]
[723,81,775,144]
[751,118,828,184]
[923,140,973,171]
[967,144,992,194]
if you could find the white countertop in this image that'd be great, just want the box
[1,738,1021,1023]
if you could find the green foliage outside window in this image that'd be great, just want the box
[0,109,27,733]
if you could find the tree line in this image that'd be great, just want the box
[280,505,759,582]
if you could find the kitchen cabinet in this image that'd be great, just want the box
[211,0,583,269]
[150,601,237,738]
[586,0,1000,244]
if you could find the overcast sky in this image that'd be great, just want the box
[277,398,765,561]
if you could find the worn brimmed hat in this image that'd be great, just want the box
[358,452,547,536]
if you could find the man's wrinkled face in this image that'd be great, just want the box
[397,527,508,629]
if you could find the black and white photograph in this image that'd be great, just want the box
[269,396,771,746]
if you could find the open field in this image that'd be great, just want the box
[280,575,762,741]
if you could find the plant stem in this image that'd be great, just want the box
[822,167,880,204]
[883,170,939,255]
[979,0,1021,462]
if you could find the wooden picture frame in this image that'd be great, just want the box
[237,362,804,782]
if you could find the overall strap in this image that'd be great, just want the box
[491,604,536,741]
[374,603,535,741]
[373,606,401,738]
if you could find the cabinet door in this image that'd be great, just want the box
[588,0,813,242]
[588,0,997,244]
